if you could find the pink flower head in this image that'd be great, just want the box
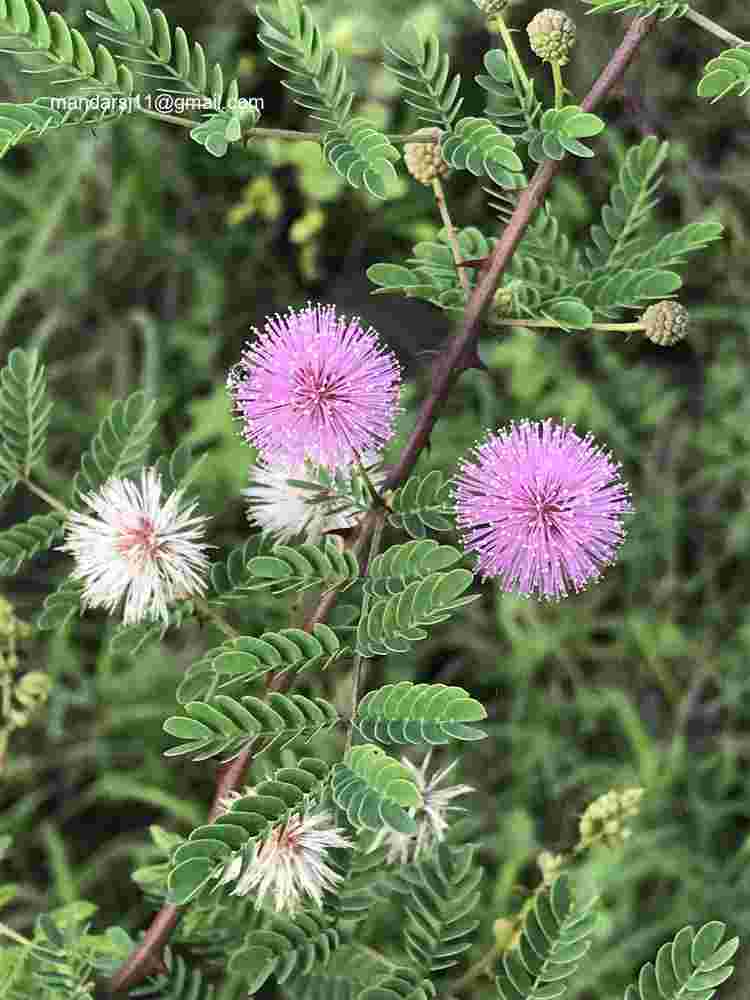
[228,303,401,467]
[454,420,632,599]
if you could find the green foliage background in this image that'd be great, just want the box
[1,0,750,997]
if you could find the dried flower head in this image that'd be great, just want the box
[369,752,474,865]
[243,454,384,542]
[404,128,449,185]
[228,303,401,468]
[218,810,352,913]
[641,300,689,346]
[527,9,577,65]
[578,787,644,850]
[454,420,632,599]
[61,468,210,624]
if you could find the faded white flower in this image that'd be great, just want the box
[370,751,474,865]
[218,810,352,913]
[243,454,384,542]
[61,468,210,625]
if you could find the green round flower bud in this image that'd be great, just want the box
[493,918,515,949]
[537,849,564,885]
[527,9,577,66]
[404,128,448,185]
[15,670,51,711]
[488,285,515,322]
[473,0,510,16]
[641,301,689,346]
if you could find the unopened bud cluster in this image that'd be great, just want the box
[578,786,644,850]
[0,595,31,645]
[494,916,521,951]
[473,0,510,15]
[489,285,515,322]
[527,9,577,65]
[537,848,565,885]
[0,596,48,743]
[9,671,51,729]
[641,300,689,346]
[404,128,449,185]
[492,914,523,952]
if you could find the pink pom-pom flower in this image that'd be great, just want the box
[454,419,632,599]
[228,303,401,468]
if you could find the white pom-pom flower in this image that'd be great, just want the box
[61,467,210,625]
[217,810,352,913]
[244,454,384,542]
[369,751,474,865]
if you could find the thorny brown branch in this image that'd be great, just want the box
[107,12,657,994]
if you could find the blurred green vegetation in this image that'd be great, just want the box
[1,0,750,997]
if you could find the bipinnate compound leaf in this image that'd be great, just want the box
[476,47,540,136]
[441,116,524,188]
[164,692,340,761]
[356,567,478,657]
[527,106,605,163]
[176,622,347,704]
[242,540,360,595]
[256,0,400,197]
[0,0,137,95]
[581,0,688,17]
[698,48,750,102]
[0,512,65,576]
[398,843,482,976]
[323,118,401,200]
[85,0,239,104]
[0,99,128,158]
[572,136,722,317]
[383,24,463,129]
[229,909,341,991]
[624,921,738,1000]
[540,299,593,331]
[35,578,83,631]
[0,348,52,489]
[355,681,487,744]
[367,225,497,318]
[495,875,598,1000]
[584,136,669,271]
[72,390,156,501]
[367,540,464,595]
[387,471,454,536]
[332,744,422,834]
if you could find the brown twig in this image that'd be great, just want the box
[107,14,657,995]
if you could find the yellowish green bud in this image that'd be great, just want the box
[404,128,449,185]
[473,0,510,15]
[488,286,515,322]
[537,849,565,884]
[641,300,689,346]
[578,786,644,850]
[493,917,515,949]
[15,671,51,712]
[527,9,577,66]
